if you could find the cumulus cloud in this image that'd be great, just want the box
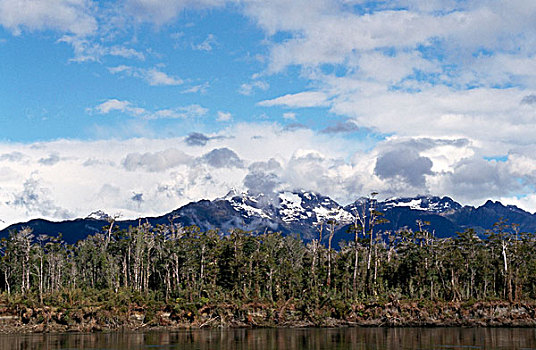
[244,158,283,195]
[96,184,121,201]
[131,192,143,203]
[283,123,308,132]
[369,137,477,196]
[244,0,536,161]
[374,148,434,188]
[439,158,521,201]
[501,147,536,184]
[3,0,536,223]
[0,151,25,162]
[124,0,226,25]
[93,99,142,115]
[0,137,247,228]
[0,0,97,36]
[244,0,536,77]
[38,153,61,166]
[184,132,226,146]
[201,148,244,168]
[8,177,72,219]
[521,94,536,105]
[249,158,282,173]
[83,158,116,167]
[122,148,192,172]
[0,122,534,230]
[326,84,534,154]
[185,132,210,146]
[281,149,361,198]
[244,171,280,195]
[320,120,359,134]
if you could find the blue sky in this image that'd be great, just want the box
[2,0,536,226]
[0,5,339,142]
[0,8,290,140]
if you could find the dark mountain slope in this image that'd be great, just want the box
[2,192,535,244]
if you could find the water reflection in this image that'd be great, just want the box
[1,328,536,350]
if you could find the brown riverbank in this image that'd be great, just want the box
[1,300,536,333]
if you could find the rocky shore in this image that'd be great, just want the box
[1,300,536,333]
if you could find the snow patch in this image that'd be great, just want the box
[279,192,307,222]
[86,210,111,221]
[313,206,353,224]
[228,197,271,219]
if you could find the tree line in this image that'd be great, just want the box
[1,212,535,306]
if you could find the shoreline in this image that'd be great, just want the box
[1,300,536,333]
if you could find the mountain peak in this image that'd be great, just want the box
[222,187,242,200]
[481,200,505,209]
[379,195,461,213]
[86,210,111,221]
[2,191,535,245]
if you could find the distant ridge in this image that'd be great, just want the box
[2,191,535,245]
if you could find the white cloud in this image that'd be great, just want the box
[0,125,365,228]
[283,112,296,120]
[5,0,536,223]
[501,194,536,214]
[93,99,144,116]
[108,65,183,86]
[58,36,145,62]
[244,0,536,162]
[0,0,97,36]
[193,33,217,51]
[327,84,533,154]
[125,0,226,25]
[183,82,210,94]
[243,0,536,75]
[123,148,193,172]
[258,91,329,108]
[7,176,73,220]
[436,158,520,203]
[144,68,183,86]
[238,80,269,96]
[2,123,536,230]
[92,99,208,119]
[217,111,232,122]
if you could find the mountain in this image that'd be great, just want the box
[444,200,536,233]
[174,191,353,241]
[2,191,535,245]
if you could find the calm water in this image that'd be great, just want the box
[1,328,536,350]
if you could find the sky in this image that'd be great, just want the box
[2,0,536,228]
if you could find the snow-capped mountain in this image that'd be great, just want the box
[85,210,112,221]
[186,190,354,240]
[379,195,462,213]
[3,191,536,244]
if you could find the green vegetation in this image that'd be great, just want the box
[1,217,535,304]
[1,212,536,330]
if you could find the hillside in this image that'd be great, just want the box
[2,191,535,244]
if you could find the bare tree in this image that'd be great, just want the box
[326,218,339,287]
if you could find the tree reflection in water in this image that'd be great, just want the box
[0,327,535,350]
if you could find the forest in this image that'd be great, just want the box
[1,202,536,331]
[1,212,534,304]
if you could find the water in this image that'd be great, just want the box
[1,328,536,350]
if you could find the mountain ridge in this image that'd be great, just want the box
[2,192,535,244]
